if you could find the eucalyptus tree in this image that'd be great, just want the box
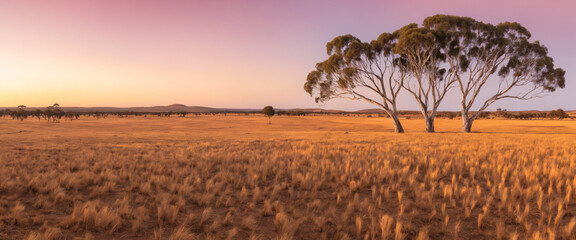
[393,24,456,132]
[46,103,64,122]
[262,106,275,124]
[423,15,565,132]
[33,109,42,120]
[305,34,409,133]
[16,105,27,121]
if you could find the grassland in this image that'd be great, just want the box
[1,115,575,239]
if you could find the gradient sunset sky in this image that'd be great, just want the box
[1,0,574,110]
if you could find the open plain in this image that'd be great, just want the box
[1,115,576,239]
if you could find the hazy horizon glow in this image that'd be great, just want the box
[1,0,575,111]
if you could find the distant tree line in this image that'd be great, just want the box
[2,104,571,123]
[277,110,307,116]
[472,108,571,120]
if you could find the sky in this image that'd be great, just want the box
[0,0,575,111]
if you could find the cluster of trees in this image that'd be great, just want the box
[547,109,570,119]
[1,104,68,122]
[305,15,565,133]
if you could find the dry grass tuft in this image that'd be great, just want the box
[169,225,196,240]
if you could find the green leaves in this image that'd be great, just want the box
[393,24,437,54]
[325,34,359,55]
[304,70,321,94]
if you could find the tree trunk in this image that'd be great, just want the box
[425,116,435,133]
[268,117,271,124]
[462,117,473,133]
[461,101,472,132]
[391,114,404,133]
[415,101,434,133]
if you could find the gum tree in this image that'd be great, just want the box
[46,103,64,122]
[305,34,409,133]
[393,24,456,132]
[262,106,275,124]
[16,105,27,121]
[424,15,565,132]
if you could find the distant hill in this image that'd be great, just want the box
[354,108,385,114]
[279,108,345,113]
[353,109,423,115]
[124,104,221,113]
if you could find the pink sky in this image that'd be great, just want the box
[1,0,575,110]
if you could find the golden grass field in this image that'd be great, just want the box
[1,115,576,239]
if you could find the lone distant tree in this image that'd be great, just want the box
[262,106,275,124]
[423,15,565,132]
[305,34,409,133]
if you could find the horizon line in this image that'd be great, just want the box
[1,104,573,113]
